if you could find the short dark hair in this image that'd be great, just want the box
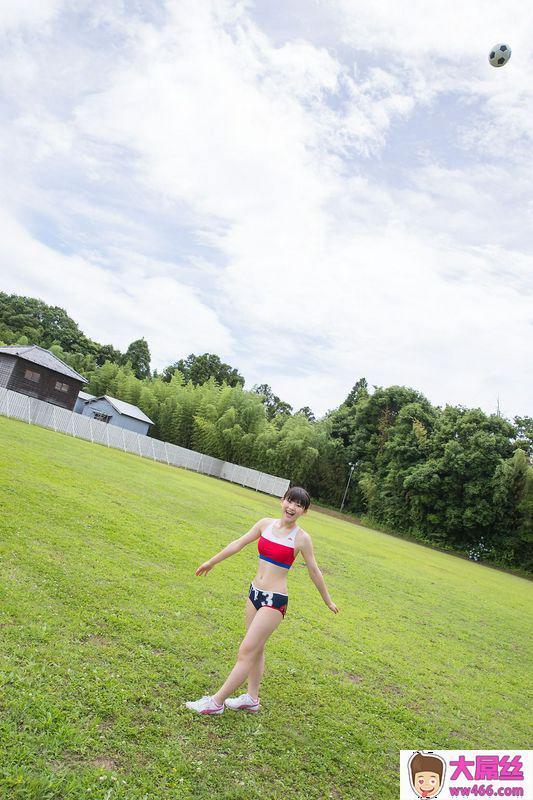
[410,753,444,781]
[283,486,311,510]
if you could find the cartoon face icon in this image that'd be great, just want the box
[408,752,446,798]
[413,770,440,797]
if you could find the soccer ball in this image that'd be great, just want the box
[489,43,511,68]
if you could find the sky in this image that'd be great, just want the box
[0,0,532,419]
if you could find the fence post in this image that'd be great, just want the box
[122,429,126,452]
[28,397,31,425]
[164,442,170,466]
[106,425,110,447]
[151,438,156,461]
[137,434,142,457]
[53,406,57,432]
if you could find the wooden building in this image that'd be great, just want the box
[0,345,87,411]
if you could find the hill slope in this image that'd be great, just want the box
[0,415,531,800]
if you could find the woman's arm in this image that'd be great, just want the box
[195,518,268,576]
[299,532,339,613]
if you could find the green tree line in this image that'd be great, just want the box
[1,292,531,573]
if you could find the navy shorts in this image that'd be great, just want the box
[248,582,288,617]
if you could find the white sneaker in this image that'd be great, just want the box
[224,693,260,713]
[185,695,224,715]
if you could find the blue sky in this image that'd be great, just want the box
[1,0,532,418]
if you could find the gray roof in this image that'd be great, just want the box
[78,391,96,401]
[86,395,154,425]
[0,345,87,383]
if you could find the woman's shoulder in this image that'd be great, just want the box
[295,526,310,543]
[257,517,275,533]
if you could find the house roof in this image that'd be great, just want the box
[0,345,87,383]
[86,395,154,425]
[77,391,96,401]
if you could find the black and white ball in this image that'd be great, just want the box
[489,43,511,68]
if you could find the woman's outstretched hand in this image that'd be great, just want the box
[195,561,213,576]
[327,600,339,614]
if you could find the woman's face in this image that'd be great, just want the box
[280,496,307,523]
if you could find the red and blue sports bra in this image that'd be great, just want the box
[258,520,299,569]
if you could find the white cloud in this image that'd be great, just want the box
[333,0,527,55]
[0,0,64,33]
[0,208,233,363]
[0,0,532,419]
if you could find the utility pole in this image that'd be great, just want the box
[340,462,355,512]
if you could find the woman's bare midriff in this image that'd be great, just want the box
[252,562,290,595]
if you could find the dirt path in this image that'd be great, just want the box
[312,505,363,526]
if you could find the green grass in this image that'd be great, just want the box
[0,415,531,800]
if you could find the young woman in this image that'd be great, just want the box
[185,486,339,715]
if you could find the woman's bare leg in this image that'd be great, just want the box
[243,599,263,699]
[247,648,265,700]
[212,608,283,705]
[244,597,257,631]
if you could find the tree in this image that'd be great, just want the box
[123,338,151,380]
[269,414,320,485]
[252,384,293,422]
[61,350,97,378]
[333,385,434,513]
[86,361,121,397]
[190,381,268,464]
[492,448,529,559]
[0,292,126,368]
[296,406,316,422]
[345,377,368,407]
[96,343,123,367]
[162,353,244,387]
[515,464,533,571]
[489,449,533,569]
[327,378,370,450]
[513,416,533,461]
[0,292,100,355]
[170,379,199,449]
[403,407,515,553]
[299,417,348,503]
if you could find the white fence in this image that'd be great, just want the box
[0,387,290,497]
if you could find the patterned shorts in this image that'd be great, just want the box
[248,582,288,617]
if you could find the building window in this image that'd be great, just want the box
[55,381,69,392]
[93,411,112,423]
[24,369,41,383]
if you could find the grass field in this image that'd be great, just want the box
[0,414,531,800]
